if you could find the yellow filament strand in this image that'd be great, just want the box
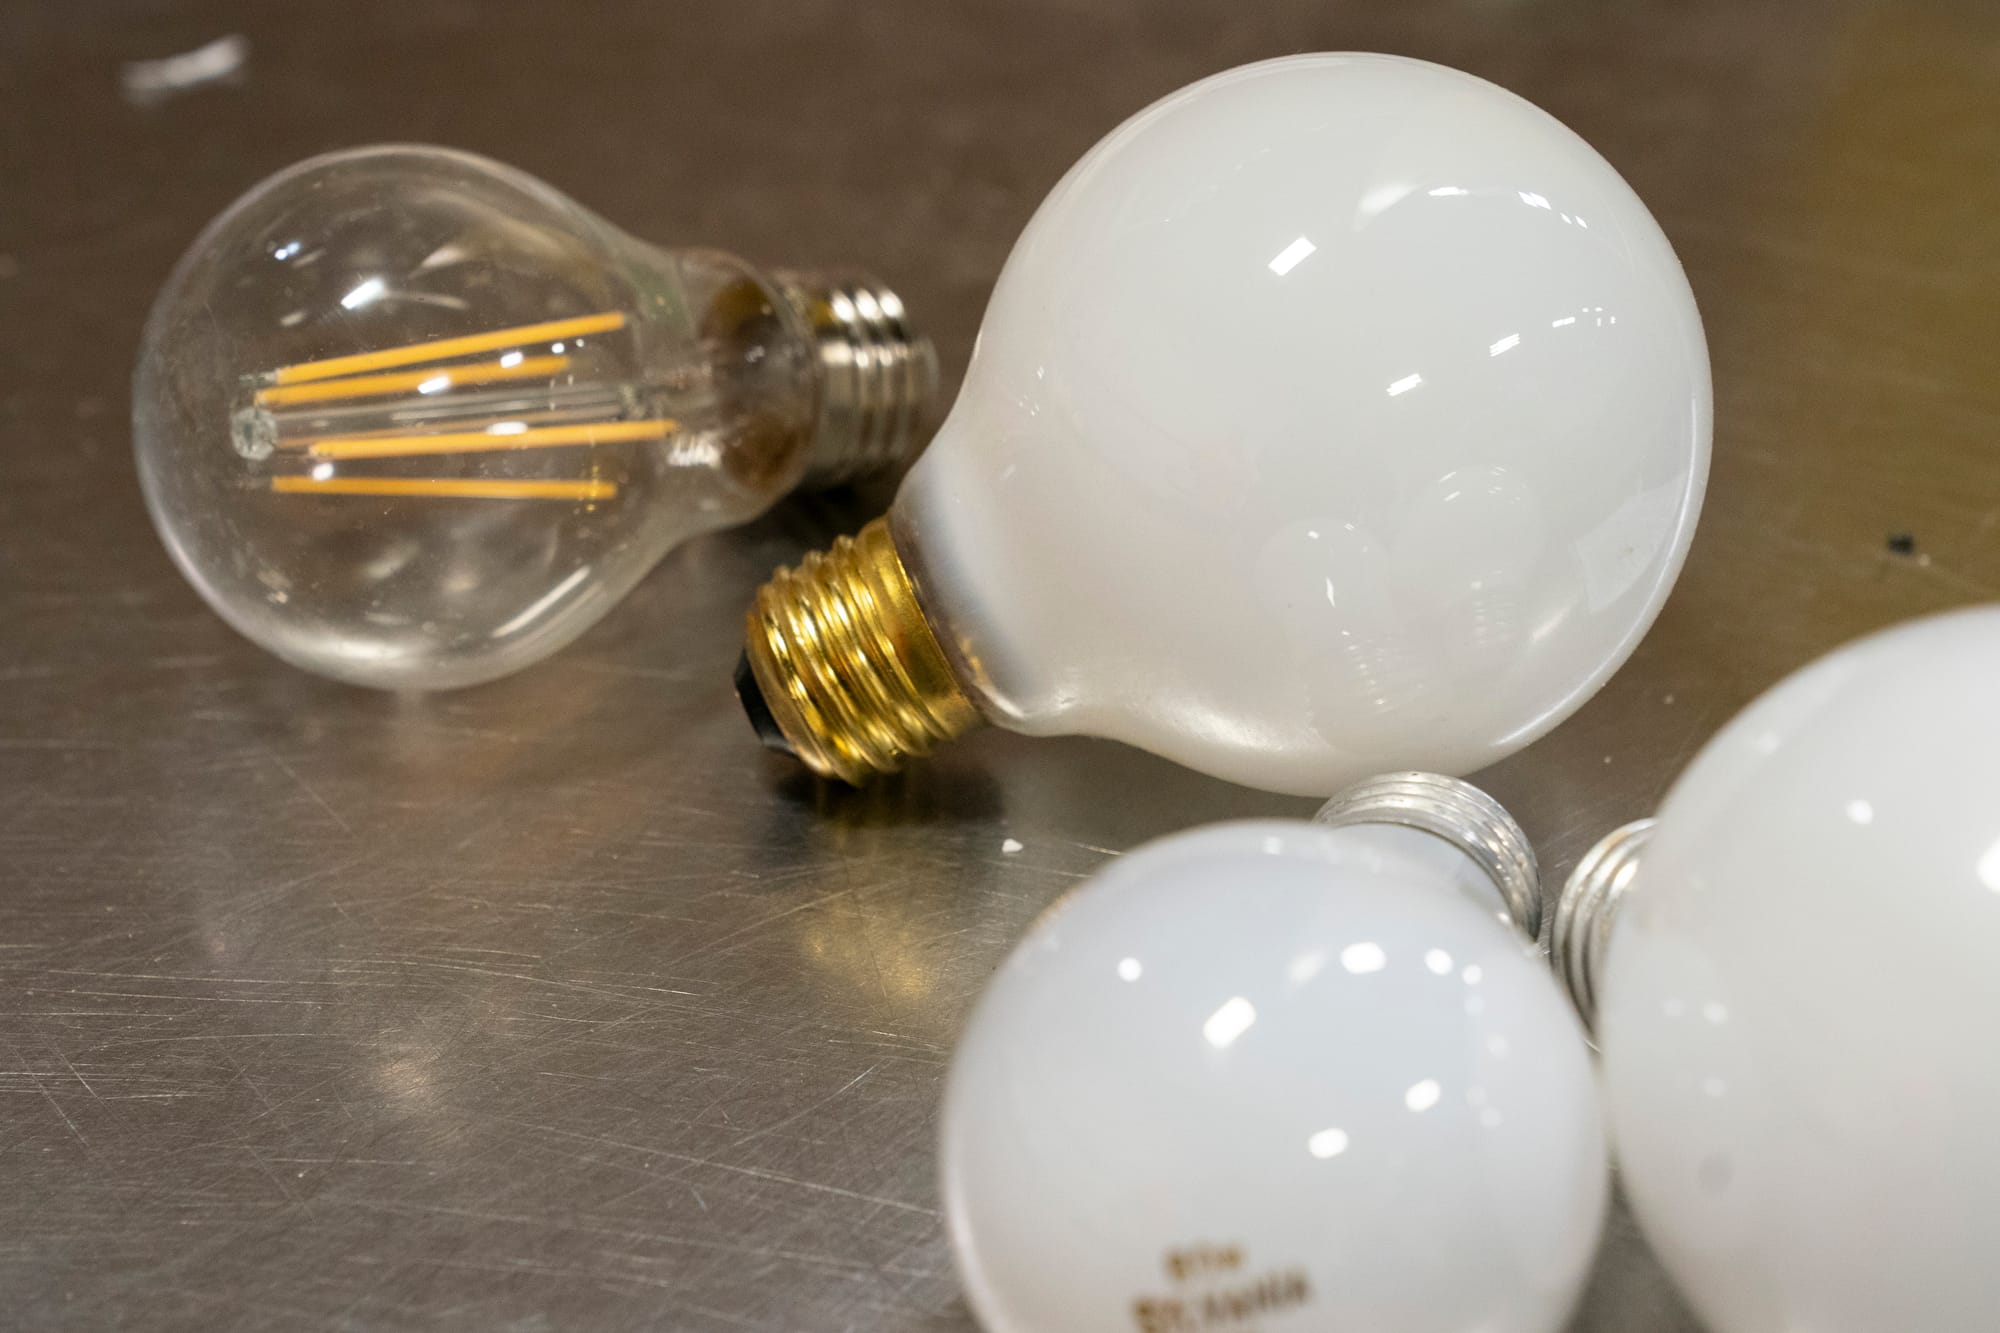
[270,477,616,501]
[253,356,571,408]
[305,419,674,461]
[271,312,627,385]
[274,408,592,450]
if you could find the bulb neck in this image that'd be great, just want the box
[1550,818,1655,1032]
[737,516,982,783]
[774,271,939,488]
[1313,772,1543,940]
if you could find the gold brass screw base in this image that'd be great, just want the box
[738,517,980,784]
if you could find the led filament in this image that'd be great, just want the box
[135,145,937,689]
[242,312,660,503]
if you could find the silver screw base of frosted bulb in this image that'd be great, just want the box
[1550,818,1656,1033]
[1313,772,1543,941]
[776,271,940,488]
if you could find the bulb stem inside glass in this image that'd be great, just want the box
[1550,817,1656,1033]
[737,516,981,784]
[1313,772,1544,940]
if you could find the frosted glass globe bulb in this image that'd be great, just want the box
[135,144,937,690]
[1551,607,2000,1333]
[942,773,1606,1333]
[739,53,1709,795]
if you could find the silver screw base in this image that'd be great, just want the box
[1313,771,1543,941]
[776,270,940,488]
[1551,818,1656,1032]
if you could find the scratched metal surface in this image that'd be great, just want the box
[2,0,1996,1328]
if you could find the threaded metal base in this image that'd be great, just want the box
[739,517,980,784]
[775,271,939,488]
[1313,771,1543,940]
[1551,818,1655,1032]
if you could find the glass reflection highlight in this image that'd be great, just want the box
[1980,837,2000,893]
[1340,942,1387,974]
[1307,1127,1350,1159]
[1267,236,1317,275]
[1203,995,1258,1048]
[340,276,386,309]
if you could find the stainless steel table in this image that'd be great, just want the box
[4,1,1996,1327]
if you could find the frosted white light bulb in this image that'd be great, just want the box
[739,53,1709,795]
[136,144,935,690]
[1551,607,2000,1333]
[942,774,1606,1333]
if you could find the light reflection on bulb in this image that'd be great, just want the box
[741,52,1709,796]
[942,777,1604,1333]
[1554,607,2000,1333]
[136,144,936,689]
[1339,941,1387,974]
[1306,1127,1349,1159]
[1201,995,1259,1048]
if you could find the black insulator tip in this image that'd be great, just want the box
[735,652,796,756]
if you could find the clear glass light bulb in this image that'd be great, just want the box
[942,774,1606,1333]
[1550,607,2000,1333]
[135,144,936,689]
[738,53,1709,795]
